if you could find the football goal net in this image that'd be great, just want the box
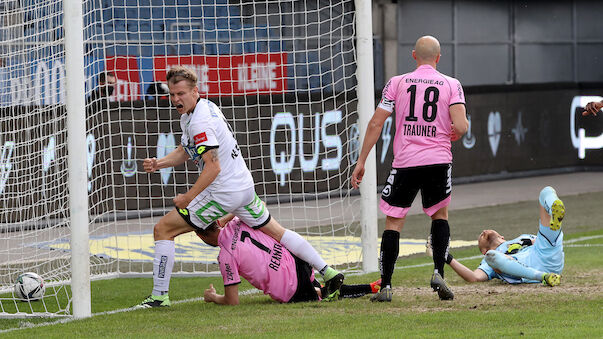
[0,0,376,318]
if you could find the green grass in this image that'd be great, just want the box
[1,191,602,338]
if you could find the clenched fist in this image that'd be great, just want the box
[143,158,159,173]
[173,193,192,209]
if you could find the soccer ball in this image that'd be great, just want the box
[14,272,45,301]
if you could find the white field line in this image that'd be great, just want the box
[1,234,601,334]
[563,235,603,244]
[0,289,260,334]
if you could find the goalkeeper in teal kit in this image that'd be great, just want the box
[445,186,564,286]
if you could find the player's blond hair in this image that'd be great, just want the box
[166,66,197,88]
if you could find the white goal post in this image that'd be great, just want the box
[64,0,92,319]
[0,0,376,318]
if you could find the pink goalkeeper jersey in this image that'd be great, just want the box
[377,65,465,168]
[217,217,300,303]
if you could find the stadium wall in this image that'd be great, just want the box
[393,0,603,87]
[1,86,601,224]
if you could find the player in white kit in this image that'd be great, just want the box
[351,36,468,301]
[137,66,343,308]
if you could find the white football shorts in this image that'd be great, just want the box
[177,186,270,230]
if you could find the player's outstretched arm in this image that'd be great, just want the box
[351,107,391,189]
[143,145,189,173]
[174,148,221,208]
[204,283,239,305]
[449,258,488,282]
[582,100,603,116]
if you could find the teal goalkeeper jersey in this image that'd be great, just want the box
[477,227,564,283]
[478,234,536,284]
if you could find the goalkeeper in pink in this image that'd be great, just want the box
[351,35,468,301]
[199,215,381,305]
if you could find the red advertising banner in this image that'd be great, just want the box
[105,56,141,102]
[153,53,287,96]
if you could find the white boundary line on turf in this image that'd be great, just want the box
[0,288,261,334]
[563,234,603,243]
[2,235,602,334]
[96,288,261,317]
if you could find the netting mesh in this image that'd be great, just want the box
[0,0,73,317]
[0,0,362,317]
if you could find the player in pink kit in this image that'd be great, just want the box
[199,215,381,304]
[351,36,468,301]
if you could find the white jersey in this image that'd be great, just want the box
[180,98,254,193]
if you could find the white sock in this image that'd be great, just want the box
[280,230,327,272]
[152,240,175,296]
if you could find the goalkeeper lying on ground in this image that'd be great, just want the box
[197,214,381,305]
[440,186,564,286]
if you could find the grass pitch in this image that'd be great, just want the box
[1,191,602,338]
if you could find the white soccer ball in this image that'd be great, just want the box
[14,272,45,301]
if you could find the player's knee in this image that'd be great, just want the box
[431,208,448,220]
[385,216,405,231]
[539,186,555,200]
[154,218,178,240]
[260,219,285,241]
[153,222,167,241]
[540,186,554,193]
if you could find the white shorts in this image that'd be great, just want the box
[176,186,270,230]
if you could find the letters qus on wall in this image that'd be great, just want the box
[1,88,602,219]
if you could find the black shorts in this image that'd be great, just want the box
[287,255,320,303]
[380,163,452,218]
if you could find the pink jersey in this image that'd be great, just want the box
[217,217,300,303]
[377,65,465,168]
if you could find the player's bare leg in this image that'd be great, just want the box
[137,209,195,308]
[259,217,344,301]
[371,216,405,302]
[429,207,454,300]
